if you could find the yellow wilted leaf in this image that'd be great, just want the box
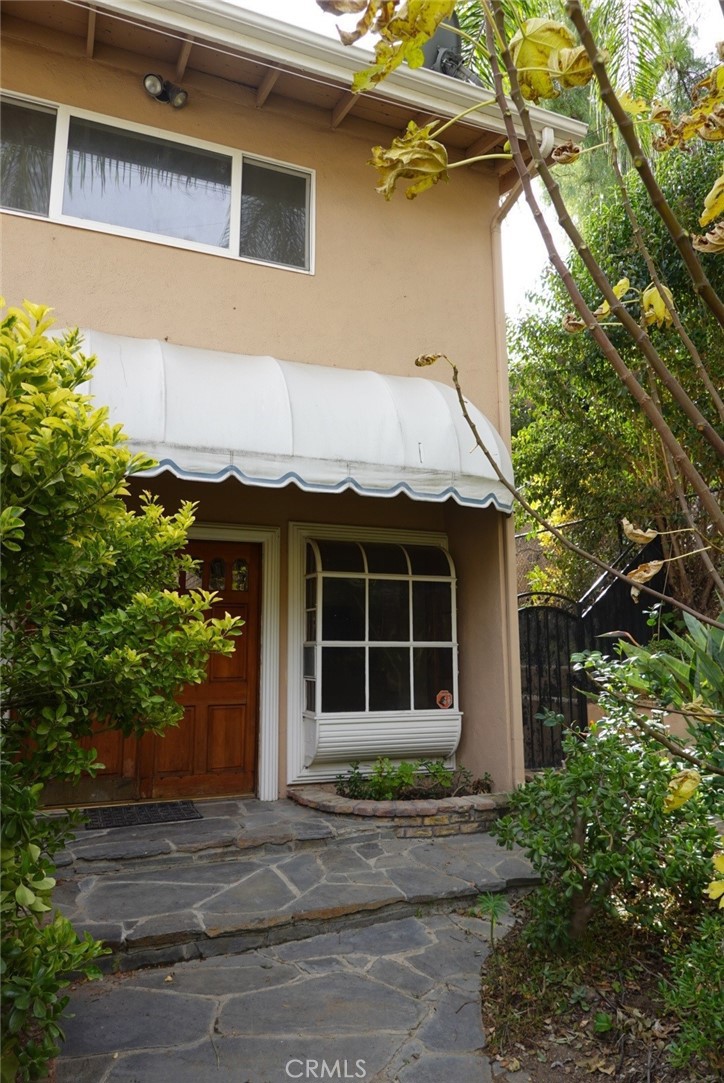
[618,90,649,116]
[713,853,724,875]
[628,559,664,584]
[594,277,631,318]
[320,0,456,93]
[551,140,581,165]
[621,517,658,545]
[693,220,724,254]
[369,121,449,199]
[700,167,724,226]
[509,19,577,102]
[705,879,724,907]
[663,769,701,813]
[550,46,595,90]
[680,696,719,723]
[562,313,586,333]
[627,559,663,601]
[642,283,675,326]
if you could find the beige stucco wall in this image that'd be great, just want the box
[131,475,522,792]
[2,13,524,796]
[1,20,502,421]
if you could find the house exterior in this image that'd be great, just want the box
[0,0,586,804]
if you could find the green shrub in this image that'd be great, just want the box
[1,302,240,1081]
[335,757,491,800]
[663,914,724,1073]
[493,717,717,947]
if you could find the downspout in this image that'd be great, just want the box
[488,124,553,786]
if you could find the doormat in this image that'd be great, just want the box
[83,801,203,830]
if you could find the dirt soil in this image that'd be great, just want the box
[479,901,719,1083]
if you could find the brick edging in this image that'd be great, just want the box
[286,786,509,837]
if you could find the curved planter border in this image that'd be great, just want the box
[287,786,508,838]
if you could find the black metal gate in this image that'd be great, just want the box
[518,593,587,769]
[518,538,664,770]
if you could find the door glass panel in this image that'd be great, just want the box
[232,558,248,591]
[0,99,56,216]
[184,564,203,592]
[369,647,410,710]
[209,558,226,591]
[322,578,364,640]
[369,580,409,641]
[406,546,451,576]
[413,648,453,709]
[63,116,232,247]
[322,647,365,712]
[413,580,452,641]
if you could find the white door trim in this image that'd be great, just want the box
[189,523,280,800]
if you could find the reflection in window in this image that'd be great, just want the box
[232,559,248,591]
[184,566,203,592]
[63,116,232,246]
[240,159,309,269]
[322,578,365,641]
[209,558,225,591]
[0,99,56,216]
[305,541,457,715]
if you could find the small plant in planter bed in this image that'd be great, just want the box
[335,757,492,801]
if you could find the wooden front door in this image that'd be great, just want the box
[140,540,261,799]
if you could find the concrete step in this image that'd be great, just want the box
[54,803,535,971]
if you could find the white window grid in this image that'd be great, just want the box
[0,91,315,274]
[303,540,459,717]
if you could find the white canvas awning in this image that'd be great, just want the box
[80,330,514,511]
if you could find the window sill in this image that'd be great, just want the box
[0,207,314,275]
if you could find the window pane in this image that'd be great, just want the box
[305,577,316,609]
[414,648,453,709]
[240,160,308,269]
[369,647,410,711]
[369,580,409,642]
[322,578,364,641]
[305,679,316,711]
[322,647,365,712]
[209,558,225,591]
[232,559,248,591]
[316,541,364,572]
[305,609,316,642]
[0,100,56,215]
[406,546,451,576]
[63,117,232,246]
[303,646,315,677]
[306,542,318,574]
[413,581,452,641]
[364,543,408,574]
[183,565,203,592]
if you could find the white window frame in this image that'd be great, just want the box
[288,523,461,784]
[0,91,315,274]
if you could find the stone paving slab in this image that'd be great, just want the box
[57,913,496,1083]
[59,834,535,968]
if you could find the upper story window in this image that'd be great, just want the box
[0,95,313,272]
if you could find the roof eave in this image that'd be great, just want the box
[94,0,588,143]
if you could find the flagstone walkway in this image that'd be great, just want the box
[54,798,537,1083]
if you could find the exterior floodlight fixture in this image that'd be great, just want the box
[143,73,188,108]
